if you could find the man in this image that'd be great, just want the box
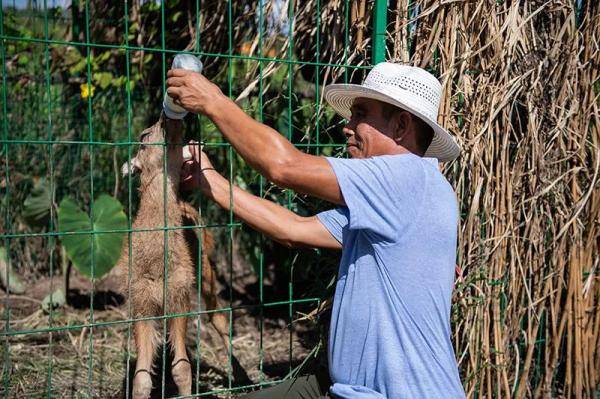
[166,62,465,398]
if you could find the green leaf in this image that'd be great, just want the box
[22,178,52,227]
[171,11,183,22]
[17,54,30,66]
[58,195,127,279]
[112,76,126,87]
[143,53,154,64]
[69,57,87,75]
[97,51,111,63]
[93,72,113,90]
[129,22,139,33]
[64,47,83,66]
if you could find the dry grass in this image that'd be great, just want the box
[3,303,128,398]
[0,274,318,398]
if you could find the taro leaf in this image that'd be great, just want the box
[58,195,127,279]
[22,178,52,227]
[41,288,65,313]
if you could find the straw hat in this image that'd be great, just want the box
[324,62,460,162]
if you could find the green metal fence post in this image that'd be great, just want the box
[372,0,387,64]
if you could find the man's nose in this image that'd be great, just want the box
[343,125,354,138]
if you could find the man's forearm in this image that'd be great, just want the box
[206,96,300,180]
[203,170,303,247]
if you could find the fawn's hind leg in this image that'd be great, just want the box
[133,320,157,399]
[169,316,192,396]
[201,254,230,352]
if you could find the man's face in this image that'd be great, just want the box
[343,98,397,158]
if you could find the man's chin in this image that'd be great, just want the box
[346,146,362,158]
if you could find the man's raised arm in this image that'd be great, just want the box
[166,69,344,205]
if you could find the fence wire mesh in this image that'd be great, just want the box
[0,1,379,397]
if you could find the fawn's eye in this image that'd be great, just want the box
[139,132,151,143]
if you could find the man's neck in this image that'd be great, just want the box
[388,145,423,157]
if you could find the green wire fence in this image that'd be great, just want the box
[0,1,388,397]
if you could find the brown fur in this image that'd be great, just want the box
[116,116,228,398]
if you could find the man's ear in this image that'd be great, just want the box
[391,110,412,143]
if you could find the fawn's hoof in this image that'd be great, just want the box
[172,358,192,396]
[132,370,153,399]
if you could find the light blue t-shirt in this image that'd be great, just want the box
[317,153,465,399]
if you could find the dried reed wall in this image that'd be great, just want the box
[387,1,599,397]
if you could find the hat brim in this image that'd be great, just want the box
[324,84,460,162]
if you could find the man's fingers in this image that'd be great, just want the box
[167,69,190,78]
[166,77,185,87]
[187,141,207,164]
[188,141,199,160]
[166,87,182,99]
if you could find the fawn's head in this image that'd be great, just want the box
[121,116,187,181]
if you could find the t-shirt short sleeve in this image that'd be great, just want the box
[317,207,349,244]
[324,154,425,242]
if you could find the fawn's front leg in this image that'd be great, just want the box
[133,320,157,399]
[169,316,192,396]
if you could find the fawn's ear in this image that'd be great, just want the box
[121,157,142,177]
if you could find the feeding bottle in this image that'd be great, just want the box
[163,54,203,119]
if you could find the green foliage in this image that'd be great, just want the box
[2,10,34,41]
[22,178,52,228]
[58,195,127,279]
[4,0,343,329]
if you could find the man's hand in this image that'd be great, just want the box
[180,141,223,196]
[166,69,224,116]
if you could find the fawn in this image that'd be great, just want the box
[117,116,228,398]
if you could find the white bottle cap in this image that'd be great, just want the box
[172,54,203,73]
